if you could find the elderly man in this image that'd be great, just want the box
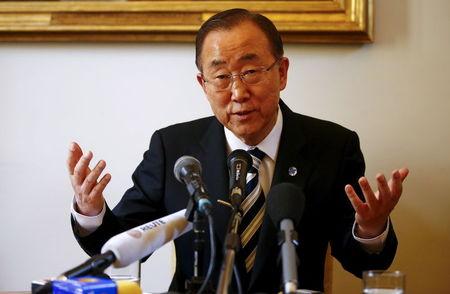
[67,8,408,293]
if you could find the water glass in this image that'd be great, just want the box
[363,270,405,294]
[105,260,141,286]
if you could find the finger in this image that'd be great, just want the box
[67,142,83,175]
[399,167,409,181]
[389,169,403,199]
[376,173,391,203]
[80,160,106,196]
[89,173,112,199]
[345,184,365,212]
[358,177,378,208]
[73,151,93,186]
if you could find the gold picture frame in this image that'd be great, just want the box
[0,0,373,43]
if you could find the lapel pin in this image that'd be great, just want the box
[288,166,298,177]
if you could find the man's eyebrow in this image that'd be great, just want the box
[209,54,260,67]
[238,53,259,61]
[210,59,226,67]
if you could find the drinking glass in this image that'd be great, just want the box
[105,260,141,286]
[363,270,405,294]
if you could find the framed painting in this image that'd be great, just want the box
[0,0,373,43]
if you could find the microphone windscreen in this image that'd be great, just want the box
[267,183,305,226]
[227,149,252,169]
[101,209,191,267]
[173,155,202,182]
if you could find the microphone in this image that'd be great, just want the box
[34,251,117,293]
[36,210,190,293]
[267,183,306,294]
[59,251,116,279]
[227,149,252,208]
[173,156,212,215]
[101,209,192,267]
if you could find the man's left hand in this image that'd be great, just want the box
[345,168,409,238]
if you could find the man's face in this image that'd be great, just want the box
[197,21,289,146]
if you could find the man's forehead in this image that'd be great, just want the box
[199,21,272,70]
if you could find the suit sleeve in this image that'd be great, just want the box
[71,130,168,256]
[330,131,398,278]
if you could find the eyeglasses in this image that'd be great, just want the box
[202,59,280,91]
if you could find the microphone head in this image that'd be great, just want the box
[227,149,253,207]
[227,149,253,169]
[267,183,306,227]
[173,156,202,183]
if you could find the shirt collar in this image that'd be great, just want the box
[224,106,283,161]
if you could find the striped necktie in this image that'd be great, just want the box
[239,148,266,273]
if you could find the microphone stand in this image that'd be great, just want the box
[185,198,212,293]
[278,220,299,294]
[216,198,243,294]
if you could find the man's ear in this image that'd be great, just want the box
[278,57,289,91]
[197,73,208,94]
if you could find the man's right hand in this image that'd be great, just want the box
[66,142,111,216]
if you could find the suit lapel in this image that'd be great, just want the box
[249,101,318,288]
[195,118,231,246]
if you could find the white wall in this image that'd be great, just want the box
[1,0,449,293]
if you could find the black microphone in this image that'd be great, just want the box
[34,251,116,294]
[59,251,116,279]
[174,156,212,215]
[267,183,306,294]
[227,149,253,208]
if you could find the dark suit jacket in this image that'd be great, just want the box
[72,101,397,293]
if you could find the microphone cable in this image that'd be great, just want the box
[233,265,243,294]
[197,214,216,294]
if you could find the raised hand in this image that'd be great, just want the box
[345,168,409,238]
[66,142,111,216]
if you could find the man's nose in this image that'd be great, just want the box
[230,77,250,101]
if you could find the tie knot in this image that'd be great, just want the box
[247,147,266,160]
[247,148,266,170]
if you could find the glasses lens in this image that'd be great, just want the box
[214,78,230,89]
[242,71,263,85]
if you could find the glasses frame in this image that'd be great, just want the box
[201,59,281,91]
